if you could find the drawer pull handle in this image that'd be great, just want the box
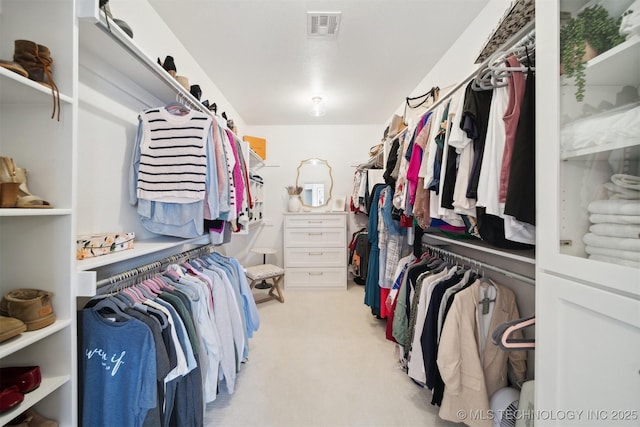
[309,252,323,256]
[308,232,323,236]
[308,220,323,224]
[309,272,323,276]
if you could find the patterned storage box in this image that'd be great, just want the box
[76,232,135,260]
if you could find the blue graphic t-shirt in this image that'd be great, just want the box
[82,309,157,427]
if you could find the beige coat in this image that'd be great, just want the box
[437,280,527,427]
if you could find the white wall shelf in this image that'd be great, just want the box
[561,137,639,160]
[0,209,72,217]
[0,374,70,427]
[78,14,204,112]
[582,35,639,87]
[0,68,74,106]
[0,320,71,359]
[76,235,210,271]
[422,232,536,264]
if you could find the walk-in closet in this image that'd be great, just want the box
[0,0,638,426]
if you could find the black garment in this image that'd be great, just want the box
[413,223,424,258]
[422,270,466,394]
[383,136,401,187]
[440,145,459,209]
[430,272,476,406]
[476,207,534,250]
[504,70,536,225]
[355,233,370,282]
[462,82,494,200]
[403,259,445,354]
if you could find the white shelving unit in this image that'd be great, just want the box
[0,1,76,425]
[536,1,640,423]
[234,140,265,234]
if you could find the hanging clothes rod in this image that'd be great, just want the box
[422,243,536,286]
[408,20,535,122]
[94,243,217,290]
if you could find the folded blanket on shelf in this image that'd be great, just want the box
[611,174,640,191]
[589,223,640,239]
[585,245,640,262]
[604,182,640,200]
[588,254,640,268]
[583,233,640,251]
[589,213,640,224]
[560,103,640,151]
[587,199,640,215]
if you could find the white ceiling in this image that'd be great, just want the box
[148,0,490,126]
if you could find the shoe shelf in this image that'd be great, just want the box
[78,14,204,112]
[0,208,72,217]
[0,319,71,360]
[0,373,69,427]
[0,67,73,106]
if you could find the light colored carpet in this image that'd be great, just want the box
[204,281,459,427]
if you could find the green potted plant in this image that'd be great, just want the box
[560,4,625,102]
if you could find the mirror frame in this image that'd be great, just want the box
[295,158,334,208]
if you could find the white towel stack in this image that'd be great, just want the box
[584,176,640,268]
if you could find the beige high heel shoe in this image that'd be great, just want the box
[0,157,19,208]
[0,157,52,208]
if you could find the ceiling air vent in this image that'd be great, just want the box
[307,12,341,38]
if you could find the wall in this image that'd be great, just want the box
[390,0,513,125]
[226,125,381,267]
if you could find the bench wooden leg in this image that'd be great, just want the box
[249,274,285,304]
[267,274,285,303]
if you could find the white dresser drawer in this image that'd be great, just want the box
[284,214,346,228]
[285,267,347,289]
[285,247,346,267]
[284,227,346,247]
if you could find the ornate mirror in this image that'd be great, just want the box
[296,158,333,208]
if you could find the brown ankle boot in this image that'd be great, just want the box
[13,40,60,121]
[0,289,56,331]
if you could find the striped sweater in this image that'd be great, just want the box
[137,107,212,203]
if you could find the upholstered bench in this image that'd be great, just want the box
[245,263,285,304]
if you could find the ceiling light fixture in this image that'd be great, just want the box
[309,96,326,117]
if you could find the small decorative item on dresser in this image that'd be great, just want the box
[286,185,303,212]
[76,232,135,260]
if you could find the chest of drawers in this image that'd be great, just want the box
[283,212,347,289]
